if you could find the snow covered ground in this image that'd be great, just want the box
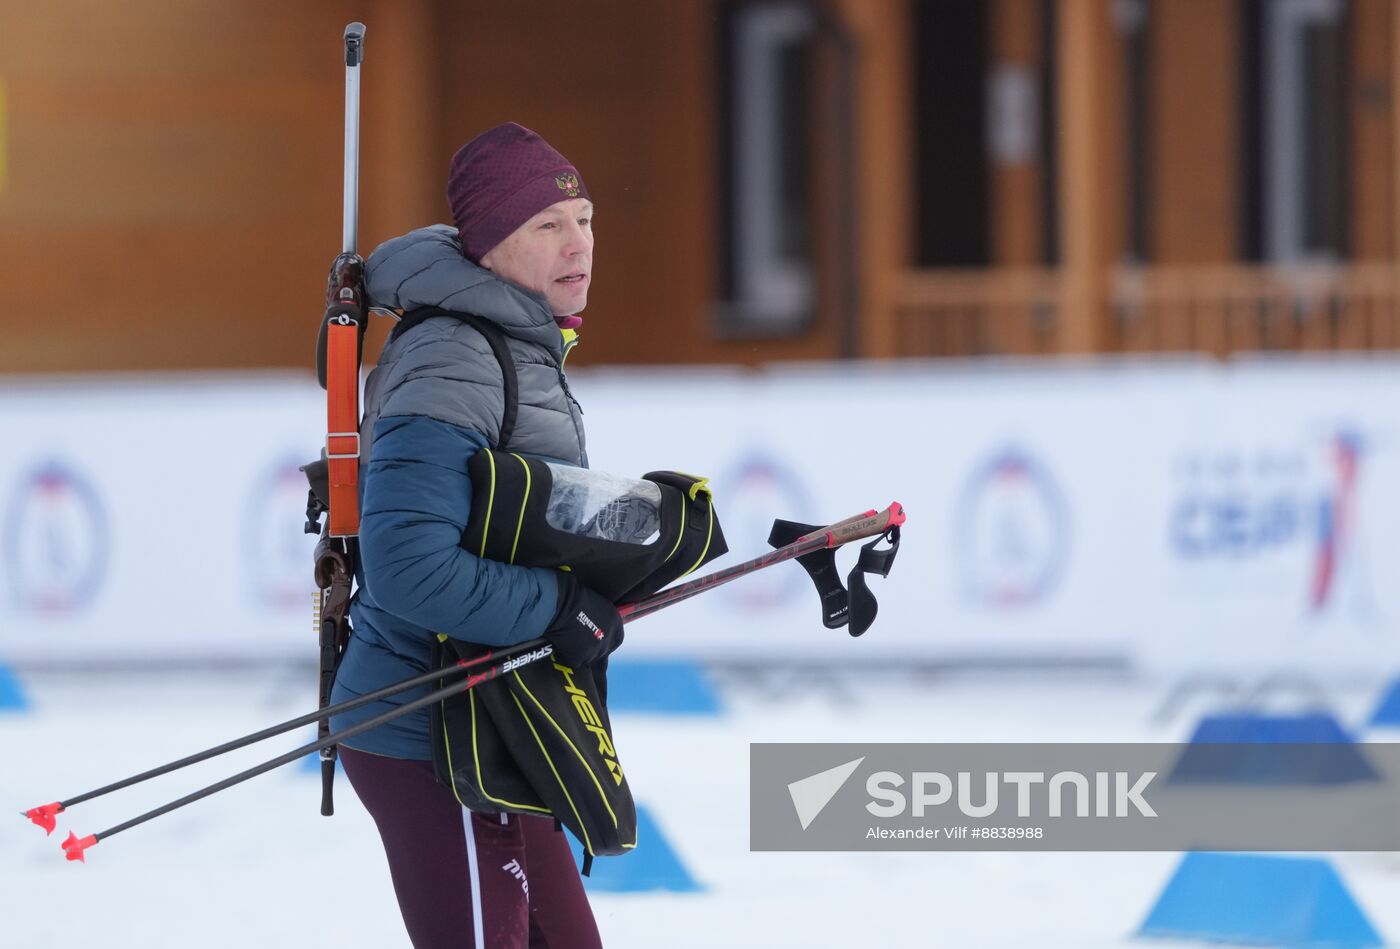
[5,664,1398,948]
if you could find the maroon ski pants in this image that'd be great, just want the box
[342,747,604,949]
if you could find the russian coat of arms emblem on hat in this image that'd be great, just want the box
[555,173,581,197]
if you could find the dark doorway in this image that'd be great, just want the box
[912,0,991,267]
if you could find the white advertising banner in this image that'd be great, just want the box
[2,359,1398,674]
[0,374,323,663]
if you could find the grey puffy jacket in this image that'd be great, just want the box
[329,224,588,760]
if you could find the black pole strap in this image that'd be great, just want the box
[767,519,851,629]
[845,525,900,637]
[767,520,901,637]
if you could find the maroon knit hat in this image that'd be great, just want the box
[447,122,590,263]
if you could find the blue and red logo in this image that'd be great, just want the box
[719,454,815,611]
[956,447,1070,608]
[1168,429,1370,616]
[1309,431,1362,612]
[2,460,109,614]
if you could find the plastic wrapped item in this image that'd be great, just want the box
[544,465,663,546]
[465,451,725,601]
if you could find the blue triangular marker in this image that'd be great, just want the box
[1368,676,1400,728]
[0,664,29,711]
[570,804,702,893]
[1140,852,1383,948]
[1188,712,1355,744]
[1169,713,1379,785]
[604,660,721,716]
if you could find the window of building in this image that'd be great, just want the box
[717,1,817,335]
[1241,0,1350,262]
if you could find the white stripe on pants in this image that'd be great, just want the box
[462,809,487,949]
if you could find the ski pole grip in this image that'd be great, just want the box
[344,22,366,66]
[794,509,875,546]
[825,502,905,548]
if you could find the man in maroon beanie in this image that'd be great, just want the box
[450,121,594,322]
[330,122,617,949]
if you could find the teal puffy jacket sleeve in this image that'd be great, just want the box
[358,413,560,644]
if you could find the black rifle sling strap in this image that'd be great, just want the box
[391,306,518,451]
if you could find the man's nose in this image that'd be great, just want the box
[562,221,591,255]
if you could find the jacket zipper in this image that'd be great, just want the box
[559,333,584,415]
[558,370,583,415]
[557,331,585,463]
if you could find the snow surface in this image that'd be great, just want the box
[5,666,1399,948]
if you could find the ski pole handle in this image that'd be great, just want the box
[793,508,875,544]
[342,22,366,254]
[823,502,904,548]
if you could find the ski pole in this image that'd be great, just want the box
[21,636,540,837]
[33,501,904,853]
[27,502,900,831]
[59,641,559,863]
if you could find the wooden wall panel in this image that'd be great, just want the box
[0,0,851,373]
[1351,0,1393,259]
[835,0,911,359]
[1056,0,1121,352]
[1149,0,1237,262]
[989,0,1043,266]
[0,0,370,373]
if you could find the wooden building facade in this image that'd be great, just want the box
[2,0,1398,373]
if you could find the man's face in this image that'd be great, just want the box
[480,197,594,316]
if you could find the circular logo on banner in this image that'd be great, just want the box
[956,448,1070,609]
[3,460,109,614]
[720,453,815,611]
[245,460,318,610]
